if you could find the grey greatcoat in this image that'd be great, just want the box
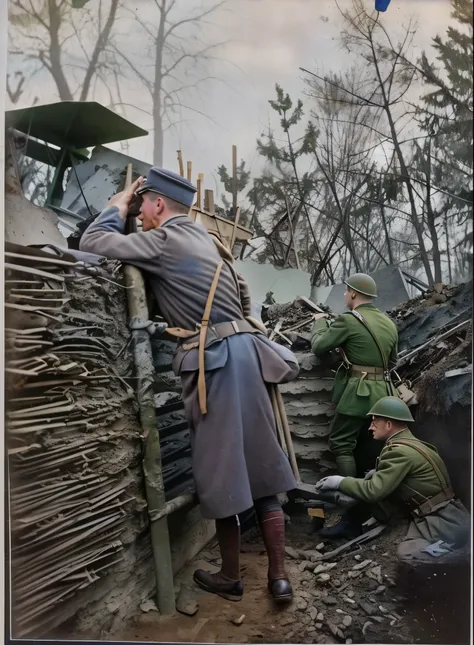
[80,208,299,519]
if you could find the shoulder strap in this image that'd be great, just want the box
[197,260,224,415]
[349,310,388,370]
[389,438,450,492]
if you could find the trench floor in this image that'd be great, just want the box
[118,512,470,644]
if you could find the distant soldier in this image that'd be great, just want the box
[315,397,471,563]
[310,273,398,537]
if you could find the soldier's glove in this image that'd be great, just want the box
[315,475,344,492]
[364,469,376,480]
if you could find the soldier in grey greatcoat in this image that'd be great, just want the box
[80,167,299,603]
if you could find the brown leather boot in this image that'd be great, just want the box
[193,516,243,601]
[257,509,293,603]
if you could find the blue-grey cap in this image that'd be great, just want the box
[136,167,196,207]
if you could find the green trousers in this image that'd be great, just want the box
[329,413,380,477]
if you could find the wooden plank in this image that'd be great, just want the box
[187,161,192,182]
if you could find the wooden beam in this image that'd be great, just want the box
[186,161,192,182]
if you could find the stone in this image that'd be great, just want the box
[342,615,352,628]
[316,573,331,584]
[378,605,389,614]
[176,586,199,616]
[359,601,375,616]
[315,623,323,629]
[314,562,338,575]
[386,576,397,587]
[366,565,383,585]
[298,590,312,599]
[323,596,337,606]
[374,585,386,595]
[327,620,345,640]
[372,616,385,624]
[346,639,353,644]
[348,570,362,579]
[353,554,361,561]
[139,599,158,613]
[299,560,313,572]
[297,599,308,611]
[301,614,311,626]
[231,614,246,626]
[362,621,374,636]
[343,596,356,605]
[316,542,326,551]
[285,546,300,560]
[347,591,355,598]
[352,559,372,571]
[280,615,296,627]
[317,612,325,621]
[309,607,319,621]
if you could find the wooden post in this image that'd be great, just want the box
[232,144,238,219]
[122,164,176,615]
[177,150,184,177]
[229,206,241,252]
[186,161,192,182]
[197,173,204,209]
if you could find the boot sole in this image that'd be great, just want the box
[272,593,293,604]
[193,574,243,602]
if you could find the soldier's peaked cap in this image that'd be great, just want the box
[136,167,197,207]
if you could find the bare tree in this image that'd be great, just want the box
[301,0,437,285]
[8,0,121,104]
[110,0,227,165]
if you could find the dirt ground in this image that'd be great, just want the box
[118,515,430,645]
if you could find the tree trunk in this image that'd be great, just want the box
[152,10,166,166]
[369,39,434,284]
[79,0,119,101]
[424,139,442,283]
[48,0,73,100]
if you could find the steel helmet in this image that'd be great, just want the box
[344,273,377,298]
[367,396,415,423]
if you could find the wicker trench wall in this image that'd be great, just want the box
[5,246,215,639]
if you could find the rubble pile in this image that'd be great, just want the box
[391,281,472,413]
[262,297,331,346]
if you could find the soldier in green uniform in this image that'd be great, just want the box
[311,273,398,480]
[315,397,470,563]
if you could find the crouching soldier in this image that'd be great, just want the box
[315,397,470,563]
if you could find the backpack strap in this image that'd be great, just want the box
[349,310,392,395]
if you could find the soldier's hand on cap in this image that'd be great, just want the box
[107,176,144,219]
[315,475,344,491]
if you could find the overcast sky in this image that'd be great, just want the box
[7,0,454,200]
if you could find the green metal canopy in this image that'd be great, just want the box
[5,101,148,149]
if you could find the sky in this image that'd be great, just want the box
[7,0,454,201]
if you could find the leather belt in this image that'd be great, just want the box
[350,364,385,380]
[180,319,259,350]
[405,487,455,518]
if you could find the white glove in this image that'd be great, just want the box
[315,475,344,492]
[364,469,376,480]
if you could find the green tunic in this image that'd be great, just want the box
[340,428,470,561]
[310,303,398,418]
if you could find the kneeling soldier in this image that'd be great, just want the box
[315,397,470,563]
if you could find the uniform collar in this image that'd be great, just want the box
[385,427,412,444]
[161,214,189,228]
[354,303,377,311]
